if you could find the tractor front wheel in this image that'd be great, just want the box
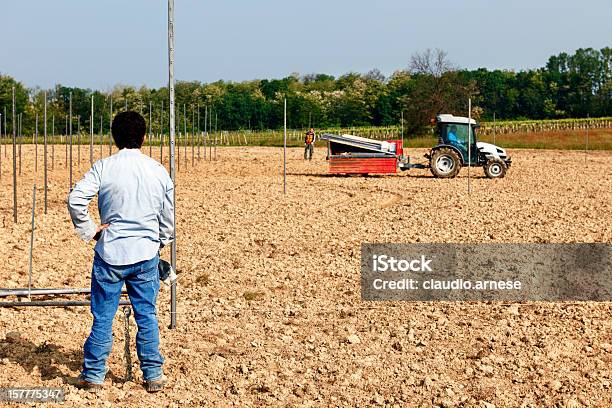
[430,148,461,178]
[484,158,507,179]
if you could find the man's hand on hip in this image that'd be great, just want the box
[93,224,110,241]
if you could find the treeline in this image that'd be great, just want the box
[0,47,610,136]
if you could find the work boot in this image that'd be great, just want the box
[75,374,104,391]
[144,375,168,393]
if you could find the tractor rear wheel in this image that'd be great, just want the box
[430,148,461,178]
[484,158,507,179]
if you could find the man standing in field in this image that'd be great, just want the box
[68,111,174,392]
[304,128,315,160]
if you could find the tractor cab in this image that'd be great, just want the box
[436,114,479,166]
[426,114,512,179]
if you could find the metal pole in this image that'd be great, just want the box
[0,300,130,308]
[283,98,287,195]
[168,0,177,329]
[209,107,212,160]
[493,112,496,145]
[51,115,55,170]
[90,95,94,165]
[109,96,113,155]
[35,113,39,173]
[3,105,6,158]
[214,113,217,160]
[65,115,68,168]
[197,104,200,159]
[77,116,81,166]
[400,110,404,153]
[149,100,153,156]
[2,107,4,161]
[0,112,6,179]
[12,87,17,223]
[44,92,48,214]
[0,287,127,297]
[467,98,471,195]
[99,112,103,158]
[160,100,164,164]
[183,104,187,167]
[28,185,36,299]
[585,114,589,164]
[18,113,22,175]
[204,105,207,159]
[191,105,194,165]
[69,92,73,190]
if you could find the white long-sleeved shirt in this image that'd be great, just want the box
[68,148,174,266]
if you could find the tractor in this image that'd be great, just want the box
[424,114,511,179]
[320,113,511,178]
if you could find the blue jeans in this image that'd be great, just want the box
[81,253,164,384]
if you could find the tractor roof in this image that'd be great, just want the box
[436,114,477,125]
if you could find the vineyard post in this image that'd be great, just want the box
[99,113,103,158]
[467,98,472,195]
[493,112,496,145]
[183,104,187,167]
[160,100,164,164]
[69,92,73,190]
[400,110,404,151]
[35,113,39,173]
[0,112,2,180]
[0,106,8,158]
[204,105,207,159]
[44,92,48,214]
[283,98,287,195]
[19,113,22,175]
[584,114,589,164]
[28,185,36,299]
[77,115,81,167]
[4,106,7,158]
[3,106,6,158]
[109,96,113,156]
[90,95,94,166]
[149,100,153,157]
[51,115,54,170]
[209,108,212,160]
[168,0,177,330]
[12,87,17,223]
[191,104,194,165]
[65,115,68,168]
[215,113,217,160]
[177,105,181,171]
[197,104,200,159]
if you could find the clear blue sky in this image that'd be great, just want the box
[2,0,610,90]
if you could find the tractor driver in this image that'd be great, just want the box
[447,125,459,145]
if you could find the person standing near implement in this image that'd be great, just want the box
[304,128,315,161]
[68,111,174,392]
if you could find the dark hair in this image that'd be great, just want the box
[111,111,146,149]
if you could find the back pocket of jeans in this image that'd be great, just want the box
[93,261,123,284]
[134,265,158,283]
